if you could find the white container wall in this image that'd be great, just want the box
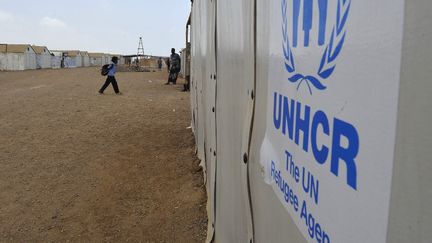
[0,45,36,71]
[81,52,90,67]
[33,46,51,69]
[190,0,432,242]
[51,55,61,69]
[36,53,51,69]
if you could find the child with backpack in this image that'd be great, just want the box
[99,56,121,95]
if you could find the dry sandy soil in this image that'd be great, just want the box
[0,67,207,242]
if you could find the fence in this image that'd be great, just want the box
[189,0,432,242]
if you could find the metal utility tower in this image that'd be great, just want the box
[137,37,145,61]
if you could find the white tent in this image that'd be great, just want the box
[88,53,103,66]
[32,45,51,69]
[64,50,82,68]
[0,44,36,71]
[50,51,63,69]
[51,50,75,68]
[80,51,90,67]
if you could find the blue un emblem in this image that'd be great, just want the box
[282,0,351,94]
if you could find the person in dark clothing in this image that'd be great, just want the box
[157,57,163,70]
[99,56,121,95]
[166,58,171,73]
[165,48,181,85]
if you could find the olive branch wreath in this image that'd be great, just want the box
[282,0,351,94]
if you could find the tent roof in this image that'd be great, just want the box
[31,45,49,54]
[88,52,104,58]
[64,50,81,57]
[51,50,81,57]
[0,44,34,53]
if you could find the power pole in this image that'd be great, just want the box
[136,37,145,65]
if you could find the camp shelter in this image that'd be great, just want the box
[80,51,90,67]
[88,53,104,66]
[32,45,51,69]
[51,50,75,68]
[63,50,82,68]
[0,44,37,71]
[50,50,63,69]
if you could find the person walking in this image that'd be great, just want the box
[165,48,181,85]
[99,56,121,95]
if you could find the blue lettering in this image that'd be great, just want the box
[311,110,330,164]
[273,93,282,130]
[286,151,300,183]
[300,200,330,242]
[272,92,359,190]
[282,96,295,139]
[295,102,310,152]
[331,118,359,190]
[302,167,319,205]
[271,160,299,212]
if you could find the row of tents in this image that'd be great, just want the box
[0,44,125,71]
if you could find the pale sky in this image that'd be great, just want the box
[0,0,191,56]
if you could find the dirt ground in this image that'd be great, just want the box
[0,67,207,242]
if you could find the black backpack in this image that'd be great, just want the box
[101,64,111,76]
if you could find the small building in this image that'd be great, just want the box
[51,50,76,68]
[32,45,51,69]
[50,50,63,69]
[63,50,82,68]
[88,53,104,66]
[80,51,90,67]
[0,44,37,71]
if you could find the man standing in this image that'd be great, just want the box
[166,58,171,73]
[157,57,163,70]
[99,56,121,95]
[165,48,181,85]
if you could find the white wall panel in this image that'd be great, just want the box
[214,0,254,242]
[201,0,217,240]
[387,1,432,242]
[249,1,307,242]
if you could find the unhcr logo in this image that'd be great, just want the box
[282,0,351,94]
